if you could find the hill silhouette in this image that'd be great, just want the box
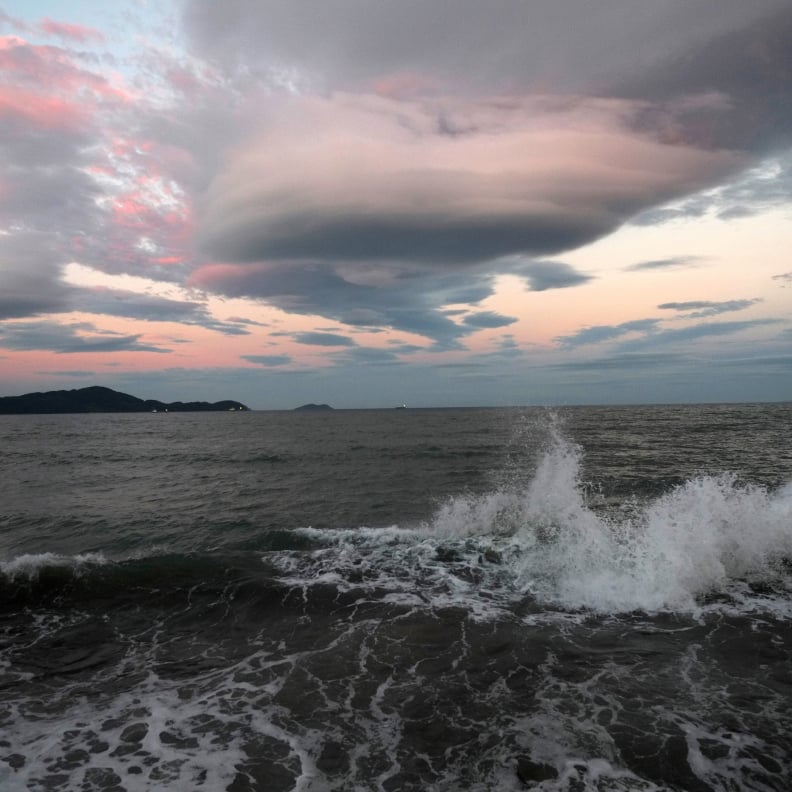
[0,386,249,414]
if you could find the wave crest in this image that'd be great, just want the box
[424,426,792,613]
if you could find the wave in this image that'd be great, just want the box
[0,552,269,611]
[4,421,791,617]
[288,421,792,616]
[424,422,792,613]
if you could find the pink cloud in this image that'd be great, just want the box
[0,31,194,284]
[190,263,254,288]
[103,178,193,272]
[0,37,130,101]
[38,18,105,45]
[0,84,89,131]
[0,34,26,48]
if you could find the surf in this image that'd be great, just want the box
[424,419,792,613]
[287,417,792,616]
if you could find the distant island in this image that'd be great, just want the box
[294,403,333,411]
[0,386,249,414]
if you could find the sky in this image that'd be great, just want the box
[0,0,790,408]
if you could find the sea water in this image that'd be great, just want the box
[1,404,791,791]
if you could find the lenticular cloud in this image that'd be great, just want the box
[197,93,741,269]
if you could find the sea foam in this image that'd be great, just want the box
[0,551,107,580]
[425,423,792,614]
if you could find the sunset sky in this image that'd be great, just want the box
[1,0,790,408]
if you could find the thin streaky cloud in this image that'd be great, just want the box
[292,332,357,347]
[555,319,660,349]
[0,321,172,354]
[618,319,782,351]
[626,256,704,272]
[241,354,292,366]
[657,299,762,318]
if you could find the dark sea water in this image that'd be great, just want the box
[1,404,791,791]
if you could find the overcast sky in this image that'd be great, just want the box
[0,0,790,407]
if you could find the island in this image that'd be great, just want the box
[0,386,249,414]
[293,403,334,412]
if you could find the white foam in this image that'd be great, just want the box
[0,551,107,579]
[290,420,792,616]
[439,427,792,613]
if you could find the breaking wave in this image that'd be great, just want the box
[291,423,792,615]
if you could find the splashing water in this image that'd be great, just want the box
[426,421,792,613]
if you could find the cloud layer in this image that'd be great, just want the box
[0,1,790,404]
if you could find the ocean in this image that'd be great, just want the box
[1,404,791,791]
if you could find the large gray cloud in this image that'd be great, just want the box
[182,0,785,97]
[179,1,792,346]
[0,232,76,319]
[616,6,792,153]
[196,93,739,271]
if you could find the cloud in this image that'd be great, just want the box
[292,331,357,347]
[190,91,735,343]
[0,37,129,308]
[0,321,171,354]
[241,354,292,366]
[555,319,660,348]
[80,287,250,335]
[618,319,782,351]
[334,346,403,365]
[626,256,703,272]
[558,314,781,354]
[772,272,792,286]
[552,352,686,372]
[0,33,205,298]
[509,259,593,291]
[197,94,740,270]
[226,316,271,327]
[189,260,496,346]
[38,370,97,378]
[657,298,761,318]
[182,1,786,101]
[2,0,789,406]
[37,19,104,44]
[716,354,792,370]
[0,232,76,318]
[462,311,518,329]
[490,334,523,359]
[630,151,792,225]
[616,6,792,154]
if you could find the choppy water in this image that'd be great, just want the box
[1,404,791,791]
